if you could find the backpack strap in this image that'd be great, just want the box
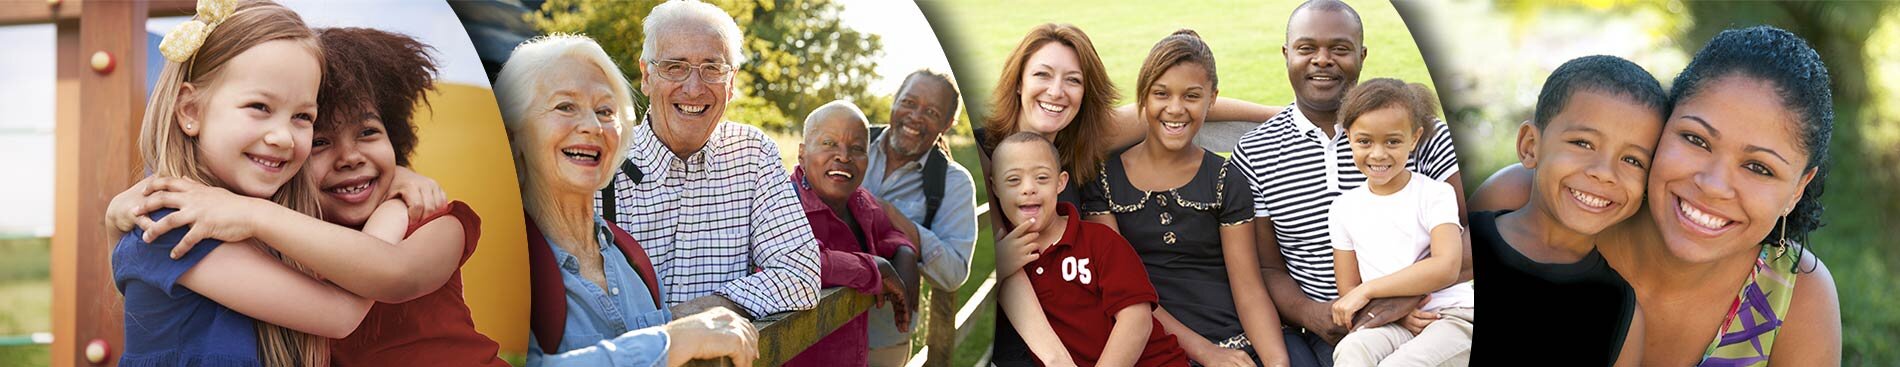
[605,222,664,307]
[872,124,951,230]
[597,158,644,226]
[525,213,664,354]
[525,214,568,353]
[922,146,948,229]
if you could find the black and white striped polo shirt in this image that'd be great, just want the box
[1230,104,1460,301]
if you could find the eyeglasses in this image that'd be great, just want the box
[647,60,736,84]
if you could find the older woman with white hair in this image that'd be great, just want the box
[499,33,758,367]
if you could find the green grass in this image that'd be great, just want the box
[947,140,996,366]
[933,0,1438,116]
[0,238,51,366]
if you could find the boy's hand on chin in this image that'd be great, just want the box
[996,217,1045,276]
[134,177,273,259]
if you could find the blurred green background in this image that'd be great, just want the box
[1416,0,1900,364]
[927,0,1435,123]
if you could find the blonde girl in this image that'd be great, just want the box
[112,1,372,365]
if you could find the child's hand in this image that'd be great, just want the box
[1331,290,1370,330]
[996,217,1044,277]
[106,176,161,233]
[873,256,912,332]
[390,167,446,222]
[133,177,272,259]
[1400,309,1439,335]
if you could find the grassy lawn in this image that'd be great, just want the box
[0,237,51,367]
[932,0,1437,117]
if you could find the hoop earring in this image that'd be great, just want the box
[1774,214,1789,259]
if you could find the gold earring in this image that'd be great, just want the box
[1774,215,1789,258]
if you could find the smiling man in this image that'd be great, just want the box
[597,0,820,320]
[1228,1,1469,366]
[860,69,979,366]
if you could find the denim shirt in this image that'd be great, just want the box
[527,218,674,367]
[862,133,980,347]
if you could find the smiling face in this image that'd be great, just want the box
[1648,75,1815,263]
[1016,43,1084,137]
[1283,8,1365,113]
[1525,91,1663,235]
[309,111,399,226]
[521,59,623,196]
[1346,106,1420,191]
[886,76,956,160]
[187,40,322,198]
[1142,62,1215,151]
[799,108,870,208]
[641,23,736,155]
[991,137,1068,233]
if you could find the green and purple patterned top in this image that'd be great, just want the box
[1698,245,1801,367]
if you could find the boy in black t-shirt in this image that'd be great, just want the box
[1469,55,1668,366]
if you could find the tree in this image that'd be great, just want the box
[527,0,886,132]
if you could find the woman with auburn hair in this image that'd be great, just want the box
[981,22,1119,366]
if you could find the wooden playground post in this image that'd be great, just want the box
[52,1,146,365]
[0,1,192,365]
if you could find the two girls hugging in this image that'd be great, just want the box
[105,0,504,365]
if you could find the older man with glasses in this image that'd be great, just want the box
[597,0,821,322]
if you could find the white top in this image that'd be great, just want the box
[1328,173,1474,311]
[1231,104,1461,301]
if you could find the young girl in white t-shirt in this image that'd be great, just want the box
[1327,78,1475,366]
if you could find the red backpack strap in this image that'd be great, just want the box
[525,214,568,353]
[605,223,664,308]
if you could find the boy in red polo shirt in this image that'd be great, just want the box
[992,132,1188,367]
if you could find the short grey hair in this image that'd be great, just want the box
[495,33,638,190]
[803,99,867,142]
[640,0,746,65]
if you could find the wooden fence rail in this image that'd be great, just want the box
[686,203,995,367]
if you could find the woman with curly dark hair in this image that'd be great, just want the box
[1476,25,1841,366]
